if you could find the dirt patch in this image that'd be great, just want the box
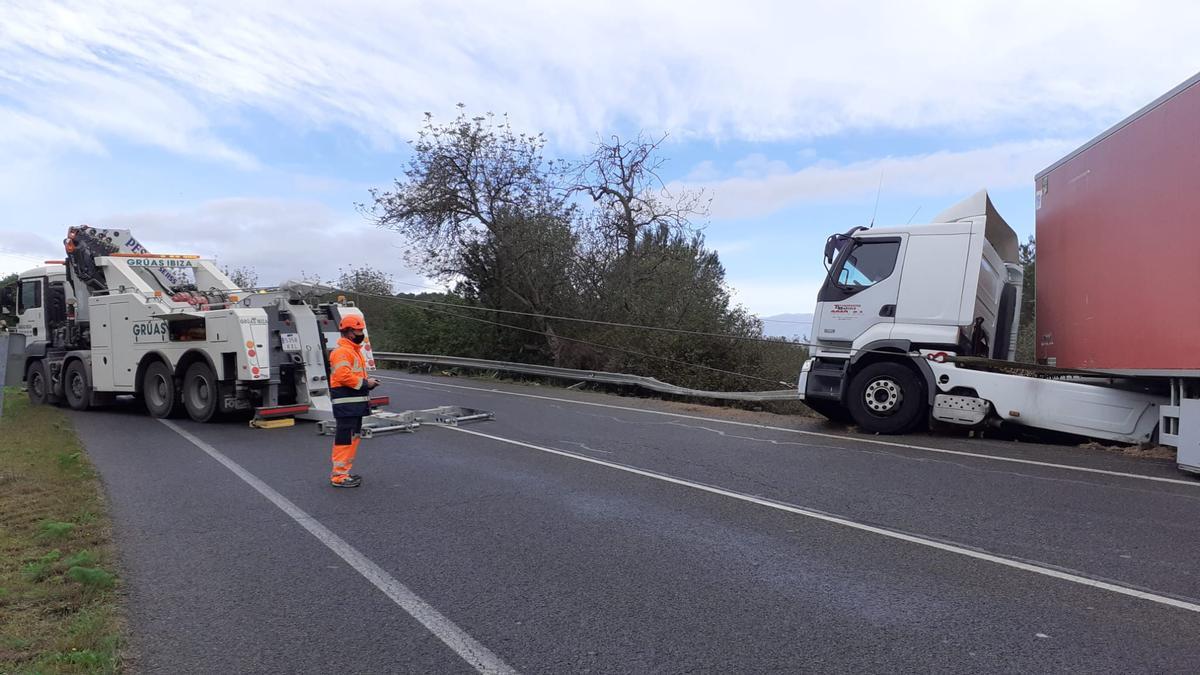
[1078,440,1177,461]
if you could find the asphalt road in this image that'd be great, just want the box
[67,373,1200,673]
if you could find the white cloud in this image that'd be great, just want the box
[0,251,52,279]
[687,138,1081,220]
[0,107,103,157]
[115,199,434,290]
[684,160,721,182]
[2,0,1199,164]
[707,239,756,256]
[0,198,433,290]
[733,153,790,178]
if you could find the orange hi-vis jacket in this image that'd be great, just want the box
[329,337,370,418]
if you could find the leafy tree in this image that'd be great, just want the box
[364,106,580,364]
[0,273,17,328]
[1015,236,1037,362]
[336,265,395,296]
[364,107,805,391]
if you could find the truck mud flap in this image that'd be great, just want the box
[4,333,27,387]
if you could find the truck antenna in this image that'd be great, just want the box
[906,206,921,224]
[868,170,883,228]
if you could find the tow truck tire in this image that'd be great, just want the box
[143,360,179,419]
[26,360,57,406]
[64,360,92,411]
[182,362,219,423]
[847,361,927,434]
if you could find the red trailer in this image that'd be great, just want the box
[1035,71,1200,372]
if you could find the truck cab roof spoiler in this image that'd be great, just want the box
[931,189,1019,264]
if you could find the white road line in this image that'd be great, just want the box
[159,420,518,675]
[377,375,1200,488]
[447,425,1200,614]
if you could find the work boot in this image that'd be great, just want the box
[331,475,362,488]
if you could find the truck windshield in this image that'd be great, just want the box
[835,240,900,289]
[19,279,42,311]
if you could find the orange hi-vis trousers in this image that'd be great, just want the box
[331,416,363,483]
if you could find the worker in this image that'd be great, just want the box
[328,314,380,488]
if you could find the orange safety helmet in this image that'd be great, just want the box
[339,315,366,331]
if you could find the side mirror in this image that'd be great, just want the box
[824,225,869,264]
[823,234,847,264]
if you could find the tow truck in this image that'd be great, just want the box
[2,225,385,424]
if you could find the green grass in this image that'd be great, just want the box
[0,388,124,673]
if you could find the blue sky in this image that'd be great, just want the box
[3,1,1199,316]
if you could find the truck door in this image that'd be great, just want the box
[16,278,45,339]
[814,236,904,342]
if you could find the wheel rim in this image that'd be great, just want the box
[70,372,85,401]
[190,375,211,409]
[864,377,902,415]
[150,374,169,408]
[31,371,45,399]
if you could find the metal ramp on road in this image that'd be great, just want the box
[317,405,494,438]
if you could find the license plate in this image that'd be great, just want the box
[280,333,302,352]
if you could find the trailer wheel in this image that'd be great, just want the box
[63,360,92,411]
[143,361,179,419]
[182,362,219,423]
[26,360,57,406]
[847,361,927,434]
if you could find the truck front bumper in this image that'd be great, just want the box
[796,358,813,400]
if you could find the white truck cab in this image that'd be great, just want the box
[811,190,1021,363]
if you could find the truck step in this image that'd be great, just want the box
[932,394,990,426]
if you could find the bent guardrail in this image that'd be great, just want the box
[372,352,802,402]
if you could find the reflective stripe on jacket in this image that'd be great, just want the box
[329,336,370,418]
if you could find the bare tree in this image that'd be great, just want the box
[573,132,711,259]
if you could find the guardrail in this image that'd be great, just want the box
[372,352,803,402]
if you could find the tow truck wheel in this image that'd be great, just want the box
[847,361,927,434]
[64,360,92,411]
[26,360,57,406]
[183,362,219,423]
[143,361,179,419]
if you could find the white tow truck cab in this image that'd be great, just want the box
[3,225,382,423]
[797,191,1184,471]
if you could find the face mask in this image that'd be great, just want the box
[351,333,365,344]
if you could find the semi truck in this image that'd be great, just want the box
[1,225,385,423]
[796,71,1200,476]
